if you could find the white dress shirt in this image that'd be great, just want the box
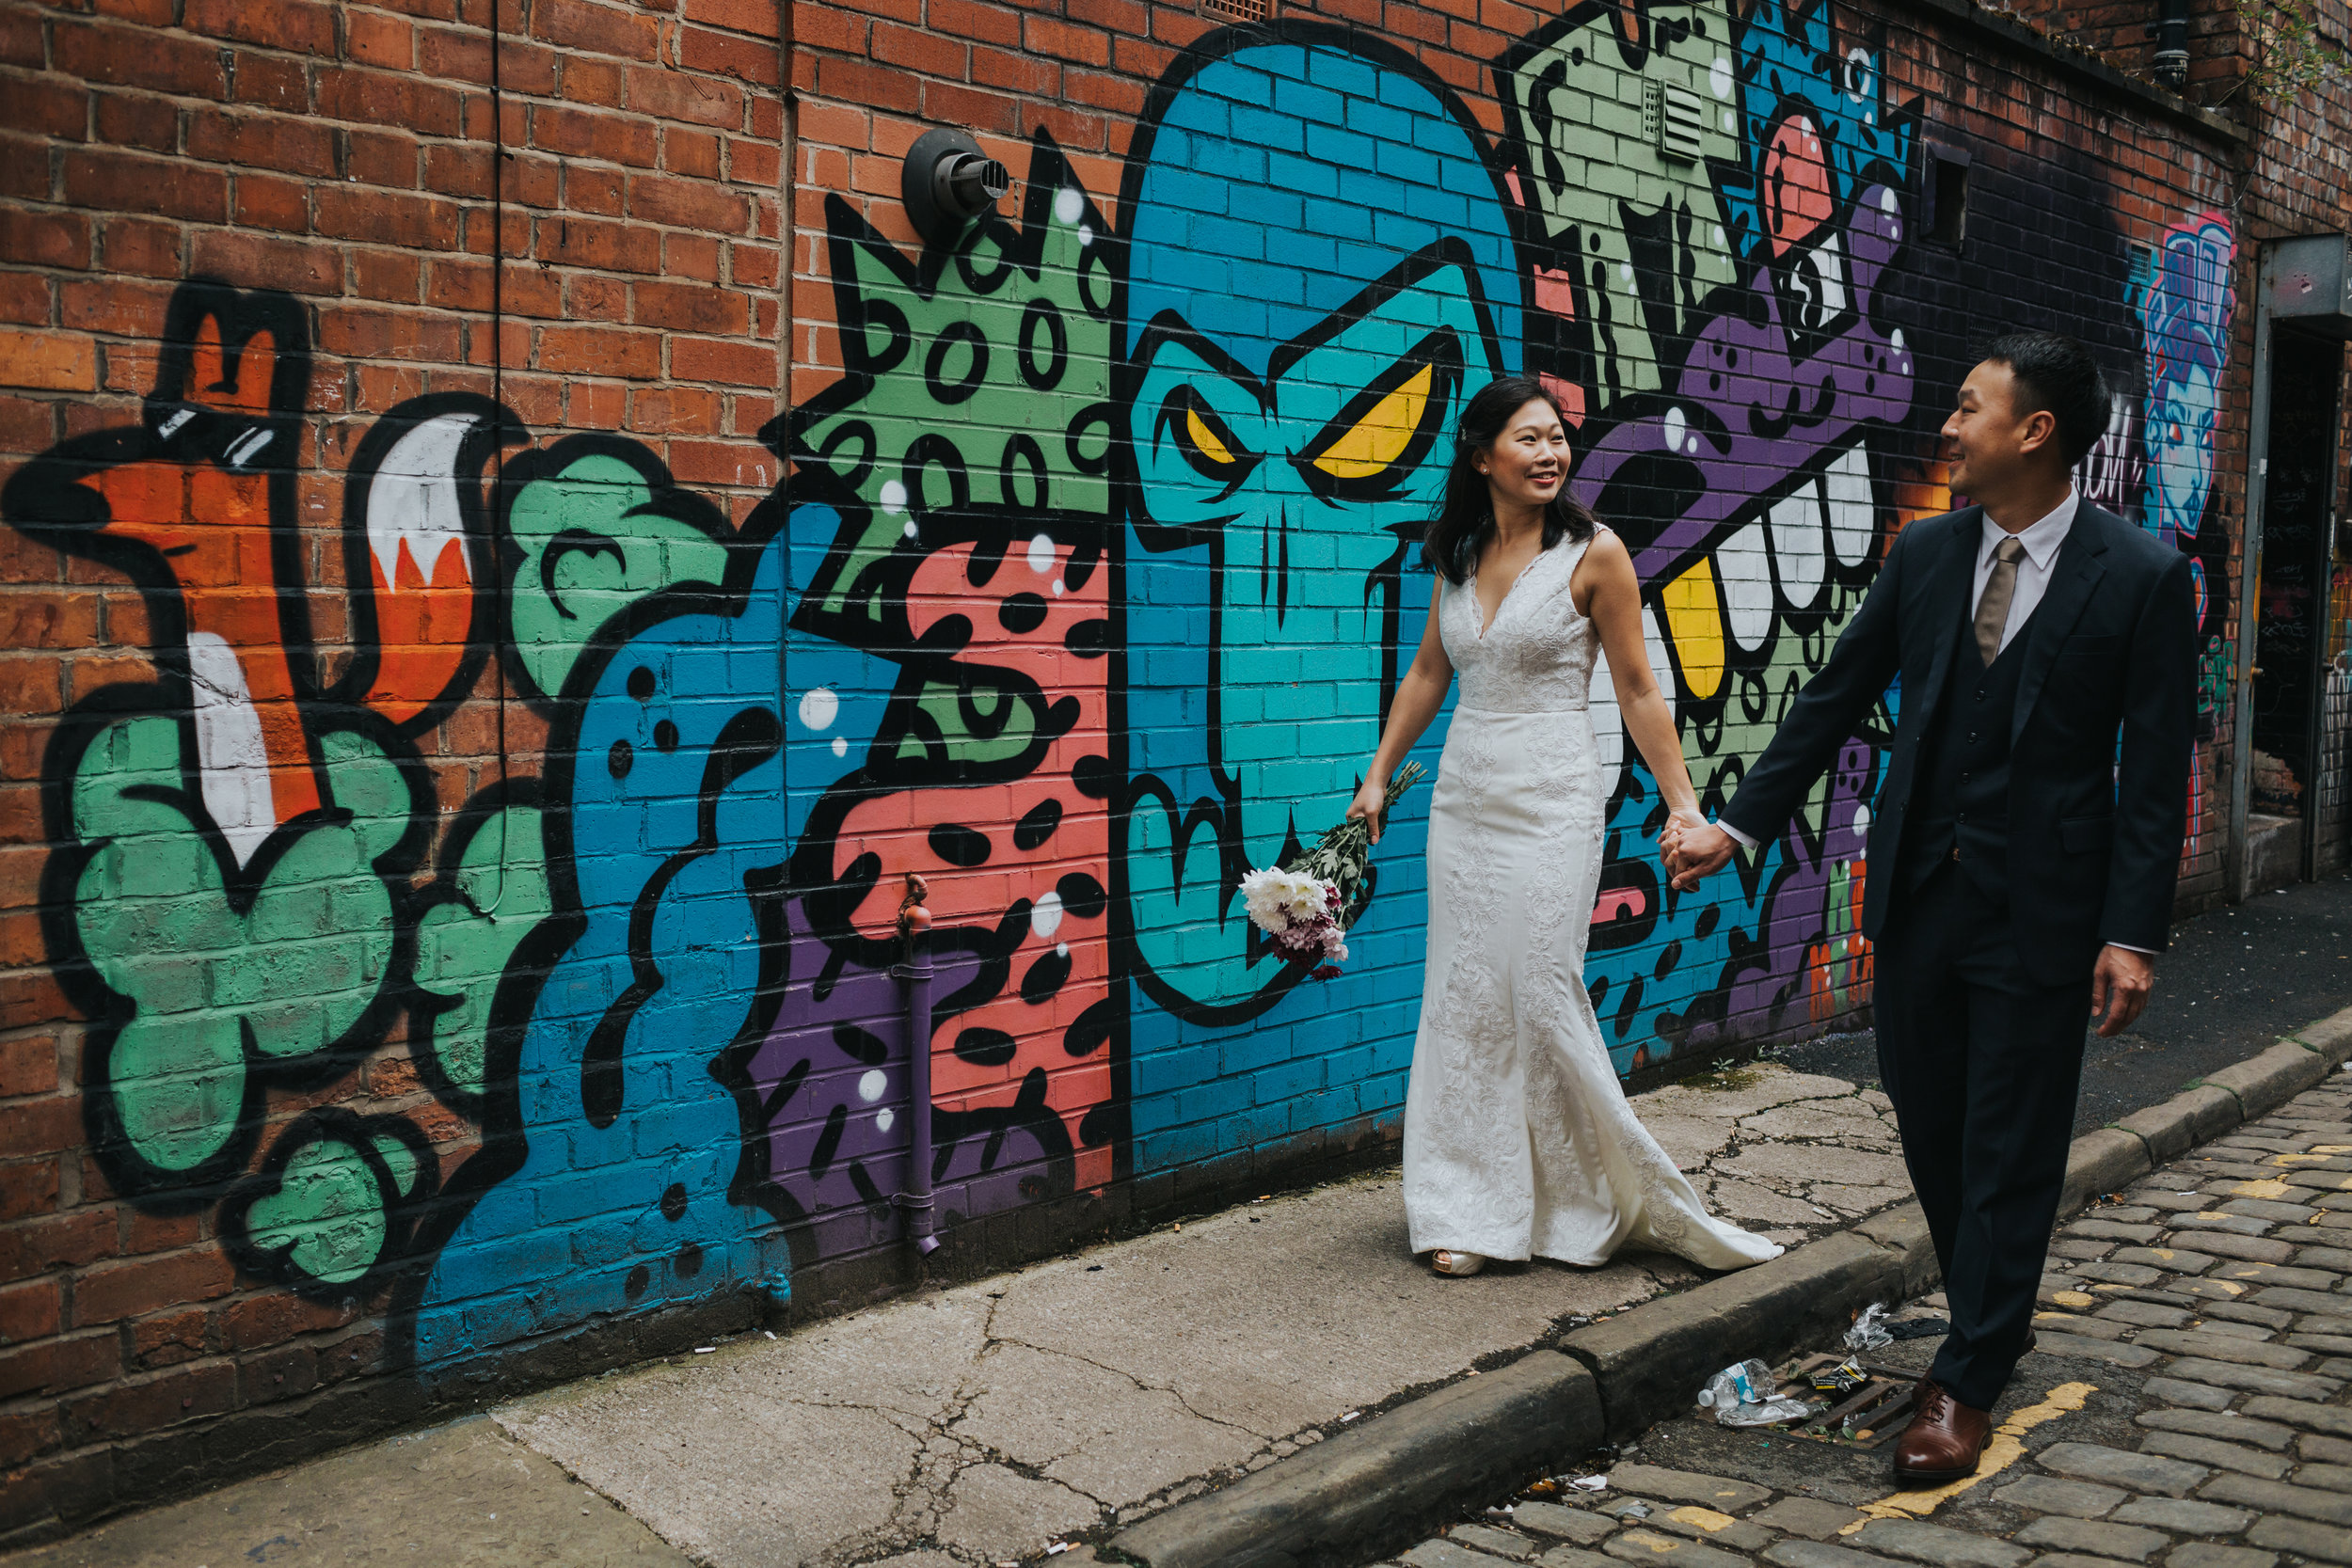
[1713,488,2083,849]
[1971,485,2078,657]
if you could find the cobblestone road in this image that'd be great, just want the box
[1390,1069,2352,1568]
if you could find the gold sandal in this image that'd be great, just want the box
[1431,1249,1486,1276]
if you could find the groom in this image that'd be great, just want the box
[1670,332,2197,1481]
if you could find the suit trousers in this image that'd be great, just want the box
[1873,859,2093,1412]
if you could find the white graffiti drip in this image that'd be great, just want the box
[186,630,278,867]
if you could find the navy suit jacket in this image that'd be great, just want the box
[1721,498,2198,988]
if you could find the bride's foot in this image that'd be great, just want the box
[1430,1249,1486,1276]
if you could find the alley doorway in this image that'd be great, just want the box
[2249,326,2349,879]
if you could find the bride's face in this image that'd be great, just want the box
[1475,398,1570,515]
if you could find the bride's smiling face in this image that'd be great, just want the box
[1475,397,1570,515]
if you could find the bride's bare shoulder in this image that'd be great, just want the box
[1569,525,1632,605]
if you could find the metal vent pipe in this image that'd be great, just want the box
[2151,0,2189,89]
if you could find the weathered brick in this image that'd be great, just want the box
[232,173,310,234]
[626,63,745,129]
[184,109,336,177]
[0,1159,61,1222]
[217,1288,358,1353]
[532,103,660,166]
[5,80,87,146]
[536,324,661,378]
[53,21,226,97]
[0,1329,117,1401]
[187,230,342,295]
[61,1359,236,1440]
[0,1404,61,1468]
[679,24,781,85]
[0,1092,85,1157]
[183,0,337,55]
[0,9,41,69]
[128,1306,211,1369]
[61,150,227,223]
[90,92,176,153]
[533,0,660,58]
[345,10,416,69]
[0,1275,61,1341]
[669,335,772,387]
[72,1247,235,1327]
[229,50,308,112]
[316,68,466,138]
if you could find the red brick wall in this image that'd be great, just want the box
[1,0,2339,1540]
[0,0,787,1532]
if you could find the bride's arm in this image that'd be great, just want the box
[1345,587,1454,844]
[1580,532,1700,829]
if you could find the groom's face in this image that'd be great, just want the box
[1942,361,2062,503]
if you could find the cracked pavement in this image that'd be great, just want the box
[481,1066,1911,1566]
[0,1064,1915,1568]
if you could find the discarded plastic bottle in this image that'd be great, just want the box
[1696,1358,1817,1427]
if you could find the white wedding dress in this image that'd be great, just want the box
[1402,531,1784,1271]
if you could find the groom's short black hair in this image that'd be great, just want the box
[1981,331,2108,467]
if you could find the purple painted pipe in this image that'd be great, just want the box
[893,927,940,1255]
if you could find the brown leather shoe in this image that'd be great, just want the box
[1893,1378,1994,1483]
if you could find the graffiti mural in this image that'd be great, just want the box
[773,133,1121,1254]
[0,0,2234,1391]
[6,285,486,1302]
[1504,0,1916,1064]
[1113,26,1518,1166]
[2136,213,2236,688]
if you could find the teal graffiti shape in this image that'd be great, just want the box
[59,709,425,1204]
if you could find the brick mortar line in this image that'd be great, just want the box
[1103,1006,2352,1568]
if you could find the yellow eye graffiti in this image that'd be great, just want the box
[1312,363,1435,481]
[1185,404,1236,467]
[1158,388,1253,490]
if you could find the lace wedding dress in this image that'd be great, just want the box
[1402,531,1784,1271]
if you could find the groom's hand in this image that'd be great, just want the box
[1668,822,1737,891]
[2090,945,2155,1037]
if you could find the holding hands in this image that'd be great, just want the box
[1658,807,1738,893]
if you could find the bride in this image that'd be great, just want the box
[1346,376,1784,1279]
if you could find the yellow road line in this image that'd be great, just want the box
[1837,1381,2097,1529]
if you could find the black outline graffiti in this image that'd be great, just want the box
[1,282,445,1212]
[219,1106,441,1305]
[1111,23,1522,1030]
[763,130,1121,1221]
[327,390,526,735]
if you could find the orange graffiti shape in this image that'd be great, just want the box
[364,532,475,726]
[1762,114,1835,258]
[830,535,1115,1192]
[77,319,321,825]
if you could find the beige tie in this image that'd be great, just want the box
[1974,535,2026,666]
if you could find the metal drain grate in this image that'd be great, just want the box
[1763,1354,1921,1449]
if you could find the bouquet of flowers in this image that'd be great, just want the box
[1237,763,1425,981]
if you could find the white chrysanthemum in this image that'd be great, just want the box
[1279,872,1328,924]
[1239,867,1295,932]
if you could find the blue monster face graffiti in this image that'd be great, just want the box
[1119,31,1522,1028]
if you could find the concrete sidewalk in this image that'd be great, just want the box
[15,881,2352,1568]
[3,1068,1910,1568]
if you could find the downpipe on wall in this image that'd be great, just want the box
[2150,0,2189,89]
[895,875,940,1255]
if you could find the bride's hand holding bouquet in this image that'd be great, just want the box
[1239,764,1426,981]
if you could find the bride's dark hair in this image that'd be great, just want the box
[1421,374,1596,585]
